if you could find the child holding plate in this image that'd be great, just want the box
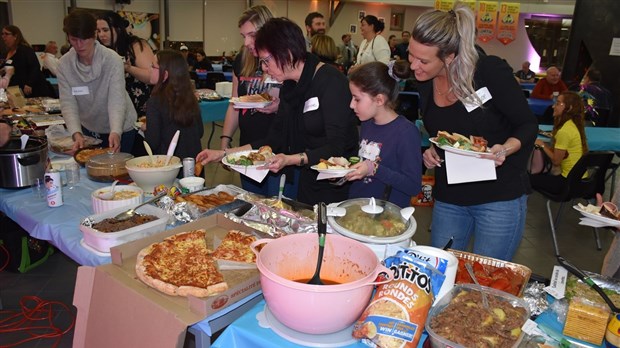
[344,60,422,208]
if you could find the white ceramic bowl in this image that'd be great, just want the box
[91,185,143,214]
[125,155,182,193]
[179,177,205,192]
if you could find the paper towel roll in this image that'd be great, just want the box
[216,82,233,98]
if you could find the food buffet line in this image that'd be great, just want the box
[2,100,620,348]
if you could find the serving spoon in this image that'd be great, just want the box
[98,180,119,200]
[164,130,180,166]
[20,134,29,150]
[143,141,154,164]
[307,202,327,285]
[113,192,166,221]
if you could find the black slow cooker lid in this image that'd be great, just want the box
[0,136,47,153]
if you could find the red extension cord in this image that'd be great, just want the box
[0,244,76,347]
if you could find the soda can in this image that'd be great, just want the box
[45,170,63,207]
[183,157,196,178]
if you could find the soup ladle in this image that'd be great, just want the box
[308,202,327,285]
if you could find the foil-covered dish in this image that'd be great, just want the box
[165,185,249,225]
[224,194,316,237]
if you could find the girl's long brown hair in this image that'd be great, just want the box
[150,49,199,127]
[552,91,588,154]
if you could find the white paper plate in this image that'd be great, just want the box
[221,150,269,170]
[430,137,490,158]
[230,98,272,109]
[573,205,620,227]
[310,165,354,175]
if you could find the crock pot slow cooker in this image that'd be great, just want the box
[327,198,417,260]
[0,136,48,188]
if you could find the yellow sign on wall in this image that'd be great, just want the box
[434,0,455,11]
[476,1,498,43]
[497,2,520,45]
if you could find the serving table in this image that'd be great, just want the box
[0,167,109,266]
[539,125,620,152]
[0,168,263,347]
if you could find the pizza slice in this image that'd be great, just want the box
[211,230,257,263]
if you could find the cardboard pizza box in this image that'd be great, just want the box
[72,214,263,348]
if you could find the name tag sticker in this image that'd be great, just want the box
[303,97,319,113]
[463,87,492,112]
[72,86,89,96]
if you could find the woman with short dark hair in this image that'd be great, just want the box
[197,17,359,205]
[58,9,137,153]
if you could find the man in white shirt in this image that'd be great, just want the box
[40,40,60,76]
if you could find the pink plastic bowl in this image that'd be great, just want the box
[251,233,391,334]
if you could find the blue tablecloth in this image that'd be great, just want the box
[528,98,554,116]
[200,99,229,124]
[0,167,110,266]
[539,125,620,152]
[521,82,536,91]
[213,299,428,348]
[199,99,229,148]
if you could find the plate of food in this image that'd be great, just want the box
[230,93,272,109]
[573,203,620,227]
[538,129,553,138]
[430,131,490,157]
[74,147,113,166]
[311,157,356,175]
[221,146,274,168]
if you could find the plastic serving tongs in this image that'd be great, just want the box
[557,255,620,313]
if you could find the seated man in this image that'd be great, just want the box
[531,66,568,99]
[515,61,535,83]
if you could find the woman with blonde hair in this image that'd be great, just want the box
[530,91,588,194]
[310,34,343,72]
[411,3,538,261]
[219,5,287,196]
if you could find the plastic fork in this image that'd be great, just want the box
[329,176,348,186]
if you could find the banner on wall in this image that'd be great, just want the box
[461,0,476,12]
[476,1,498,43]
[434,0,454,11]
[496,3,520,45]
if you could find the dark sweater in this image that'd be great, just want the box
[4,45,53,97]
[419,55,538,206]
[145,97,204,161]
[251,55,359,205]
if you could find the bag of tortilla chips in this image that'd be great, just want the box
[352,252,437,347]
